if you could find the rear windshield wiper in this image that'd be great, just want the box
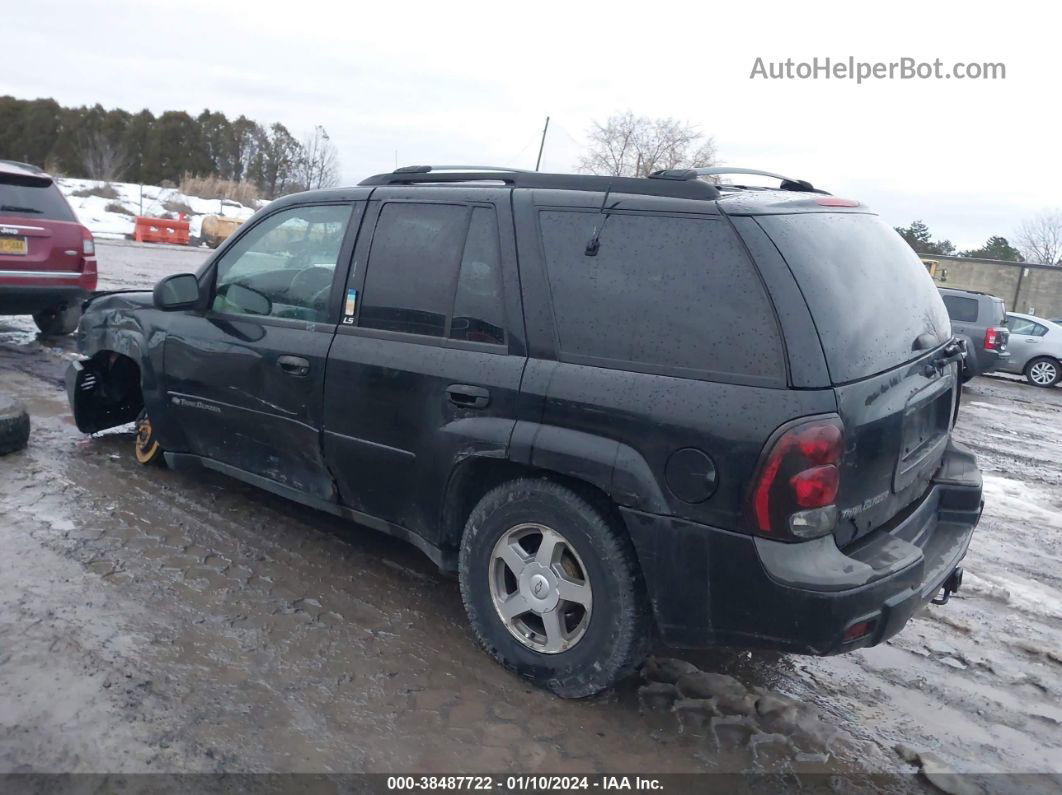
[0,204,43,214]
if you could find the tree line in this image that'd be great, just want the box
[0,96,339,198]
[895,217,1062,266]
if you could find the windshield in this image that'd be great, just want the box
[0,179,77,221]
[758,212,952,384]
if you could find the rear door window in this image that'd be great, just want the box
[449,207,506,345]
[1007,316,1048,337]
[758,213,952,384]
[941,295,979,323]
[358,202,506,345]
[538,210,784,384]
[358,203,468,337]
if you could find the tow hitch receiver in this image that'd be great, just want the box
[932,567,964,606]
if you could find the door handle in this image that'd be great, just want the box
[447,384,490,409]
[1024,338,1039,343]
[277,355,310,377]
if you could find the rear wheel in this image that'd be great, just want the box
[134,409,163,465]
[33,303,81,336]
[459,478,651,698]
[1025,357,1061,388]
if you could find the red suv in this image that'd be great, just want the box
[0,160,96,335]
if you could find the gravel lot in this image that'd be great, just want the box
[1,241,1060,789]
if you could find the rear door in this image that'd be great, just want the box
[161,200,362,500]
[755,212,957,546]
[322,187,526,541]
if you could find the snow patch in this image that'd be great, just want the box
[57,178,262,244]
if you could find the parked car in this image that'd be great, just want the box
[937,287,1010,379]
[999,312,1062,387]
[66,166,983,697]
[0,160,97,335]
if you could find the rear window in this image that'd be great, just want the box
[941,294,979,322]
[757,213,951,384]
[538,210,784,384]
[0,176,77,222]
[987,298,1006,325]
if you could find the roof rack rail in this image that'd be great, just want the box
[359,167,722,200]
[393,165,533,174]
[649,166,826,194]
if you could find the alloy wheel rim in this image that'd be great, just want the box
[1031,361,1057,385]
[134,416,159,463]
[489,523,592,654]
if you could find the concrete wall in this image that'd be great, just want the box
[927,255,1062,319]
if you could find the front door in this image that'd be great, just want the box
[161,201,363,500]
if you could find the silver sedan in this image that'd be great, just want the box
[1000,312,1062,387]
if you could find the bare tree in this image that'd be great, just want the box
[294,126,340,191]
[1015,210,1062,265]
[81,131,130,181]
[578,112,718,177]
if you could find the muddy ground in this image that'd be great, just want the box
[0,241,1060,788]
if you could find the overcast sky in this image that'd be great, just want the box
[4,0,1056,250]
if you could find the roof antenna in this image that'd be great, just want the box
[585,182,613,257]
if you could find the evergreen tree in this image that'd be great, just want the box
[959,236,1023,262]
[894,220,956,256]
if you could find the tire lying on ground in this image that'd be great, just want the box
[0,395,30,455]
[33,303,82,336]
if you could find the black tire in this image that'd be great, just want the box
[33,303,81,336]
[1025,357,1061,388]
[0,395,30,456]
[458,478,651,698]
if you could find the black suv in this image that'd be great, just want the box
[67,166,983,697]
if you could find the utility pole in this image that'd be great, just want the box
[535,116,550,172]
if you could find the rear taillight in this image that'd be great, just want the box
[81,226,95,257]
[749,417,844,540]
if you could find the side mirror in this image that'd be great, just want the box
[154,273,201,311]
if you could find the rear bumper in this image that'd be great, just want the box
[969,346,1009,376]
[623,441,982,654]
[0,284,90,315]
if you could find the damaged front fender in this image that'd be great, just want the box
[67,291,159,434]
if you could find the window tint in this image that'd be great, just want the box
[1007,316,1048,337]
[988,298,1007,325]
[359,203,469,337]
[538,211,783,381]
[941,295,979,323]
[212,204,352,322]
[759,214,952,383]
[449,207,505,345]
[0,179,77,221]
